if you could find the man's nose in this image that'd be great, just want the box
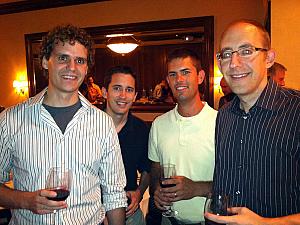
[229,53,242,68]
[176,73,185,82]
[66,59,76,70]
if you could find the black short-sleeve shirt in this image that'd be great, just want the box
[118,112,151,191]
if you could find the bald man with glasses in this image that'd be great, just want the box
[205,20,300,225]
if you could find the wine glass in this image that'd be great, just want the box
[45,167,72,224]
[204,193,228,216]
[160,164,178,217]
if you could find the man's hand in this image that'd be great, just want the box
[153,184,173,211]
[160,176,198,201]
[25,189,67,214]
[205,207,265,225]
[126,190,142,217]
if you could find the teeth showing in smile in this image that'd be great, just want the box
[176,86,188,90]
[231,73,248,78]
[116,101,126,106]
[62,75,76,79]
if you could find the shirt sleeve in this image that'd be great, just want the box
[0,111,13,183]
[148,120,160,163]
[100,119,127,211]
[137,124,151,173]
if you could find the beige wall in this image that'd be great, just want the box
[0,0,266,108]
[271,0,300,91]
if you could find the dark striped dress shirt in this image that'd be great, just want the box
[213,79,300,217]
[0,88,127,224]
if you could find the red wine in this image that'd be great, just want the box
[160,178,176,188]
[47,189,70,201]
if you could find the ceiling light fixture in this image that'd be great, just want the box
[106,34,139,55]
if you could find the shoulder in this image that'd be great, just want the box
[152,108,175,124]
[129,114,149,129]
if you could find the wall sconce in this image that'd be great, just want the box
[106,34,139,55]
[13,80,28,95]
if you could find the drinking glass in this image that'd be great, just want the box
[204,193,228,216]
[45,167,72,224]
[160,164,178,217]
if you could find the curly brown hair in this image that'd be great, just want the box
[40,24,94,70]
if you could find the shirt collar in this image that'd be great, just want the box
[229,79,282,114]
[28,87,93,110]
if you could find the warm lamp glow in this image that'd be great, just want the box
[13,80,28,95]
[107,43,138,54]
[106,34,139,55]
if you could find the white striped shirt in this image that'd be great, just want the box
[0,88,127,225]
[213,79,300,217]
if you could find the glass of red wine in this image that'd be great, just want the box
[160,163,178,217]
[46,167,72,224]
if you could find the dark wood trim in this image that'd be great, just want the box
[0,0,109,15]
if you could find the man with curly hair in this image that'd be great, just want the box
[0,24,127,224]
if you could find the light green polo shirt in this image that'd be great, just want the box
[148,103,217,223]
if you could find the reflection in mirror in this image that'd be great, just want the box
[25,16,214,106]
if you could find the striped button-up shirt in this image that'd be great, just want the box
[213,79,300,217]
[0,88,127,224]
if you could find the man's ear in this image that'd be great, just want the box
[266,49,276,69]
[42,57,48,70]
[197,70,205,85]
[101,87,107,99]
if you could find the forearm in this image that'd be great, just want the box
[106,207,125,225]
[149,162,160,195]
[137,172,150,197]
[263,213,300,225]
[0,184,29,209]
[192,181,212,197]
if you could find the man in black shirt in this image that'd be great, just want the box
[205,20,300,224]
[102,66,151,225]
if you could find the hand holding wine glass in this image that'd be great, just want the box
[204,193,228,225]
[160,163,178,217]
[46,167,72,201]
[45,167,72,224]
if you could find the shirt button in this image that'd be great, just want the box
[235,191,241,195]
[237,165,243,169]
[240,139,243,144]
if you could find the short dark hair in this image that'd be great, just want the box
[104,65,136,90]
[221,19,271,50]
[40,24,94,70]
[167,48,206,100]
[167,48,202,73]
[268,62,287,77]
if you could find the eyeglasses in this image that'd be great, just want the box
[54,53,88,66]
[216,46,268,61]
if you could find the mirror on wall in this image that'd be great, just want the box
[25,16,214,106]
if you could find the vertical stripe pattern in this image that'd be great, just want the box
[213,79,300,217]
[0,89,127,225]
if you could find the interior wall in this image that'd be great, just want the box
[0,0,265,108]
[271,0,300,91]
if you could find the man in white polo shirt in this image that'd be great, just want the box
[148,48,217,225]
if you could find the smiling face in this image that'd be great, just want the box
[104,73,136,117]
[218,22,274,101]
[167,57,204,104]
[42,41,88,97]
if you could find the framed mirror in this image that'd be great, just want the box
[25,16,214,106]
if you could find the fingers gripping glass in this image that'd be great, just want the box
[46,167,73,225]
[216,46,268,61]
[160,164,178,217]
